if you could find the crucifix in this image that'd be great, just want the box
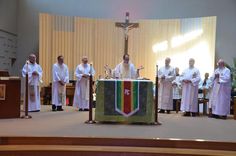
[115,12,139,55]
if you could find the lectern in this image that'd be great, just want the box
[0,77,21,118]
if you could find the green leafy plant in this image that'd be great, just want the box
[225,58,236,92]
[232,58,236,91]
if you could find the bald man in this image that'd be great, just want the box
[22,54,43,112]
[114,54,139,79]
[180,58,201,117]
[158,57,176,113]
[73,56,95,111]
[209,59,231,119]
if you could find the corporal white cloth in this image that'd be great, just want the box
[22,62,43,111]
[209,67,231,116]
[73,64,95,109]
[172,75,182,100]
[158,66,175,110]
[52,63,69,106]
[180,67,201,113]
[114,62,137,79]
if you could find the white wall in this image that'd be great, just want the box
[15,0,236,75]
[0,0,18,75]
[0,0,17,34]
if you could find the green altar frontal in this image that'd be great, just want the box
[95,79,155,123]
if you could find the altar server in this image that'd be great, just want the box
[172,67,182,111]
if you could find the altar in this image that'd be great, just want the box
[95,79,155,124]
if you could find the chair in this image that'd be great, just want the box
[198,89,209,115]
[175,99,181,113]
[0,70,9,77]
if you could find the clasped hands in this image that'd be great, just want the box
[172,82,177,87]
[82,74,90,79]
[32,71,39,76]
[161,75,165,80]
[161,72,171,80]
[59,81,65,86]
[183,79,192,83]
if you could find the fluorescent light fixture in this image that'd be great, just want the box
[152,40,168,53]
[171,29,203,48]
[169,138,182,141]
[156,40,213,79]
[195,139,205,142]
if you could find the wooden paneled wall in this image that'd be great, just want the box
[39,13,216,85]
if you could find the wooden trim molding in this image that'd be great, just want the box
[0,137,236,151]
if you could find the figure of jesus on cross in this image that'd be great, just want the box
[115,12,139,55]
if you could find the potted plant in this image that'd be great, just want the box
[232,58,236,95]
[227,58,236,115]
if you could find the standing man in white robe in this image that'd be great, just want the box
[22,54,43,112]
[158,57,175,114]
[52,55,69,111]
[180,58,201,117]
[73,56,95,111]
[114,54,139,79]
[209,59,231,119]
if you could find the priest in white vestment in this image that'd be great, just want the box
[209,59,231,119]
[73,56,95,111]
[22,54,43,112]
[158,57,176,114]
[180,58,201,117]
[52,55,69,111]
[114,54,139,79]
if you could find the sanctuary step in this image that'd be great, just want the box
[0,137,236,156]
